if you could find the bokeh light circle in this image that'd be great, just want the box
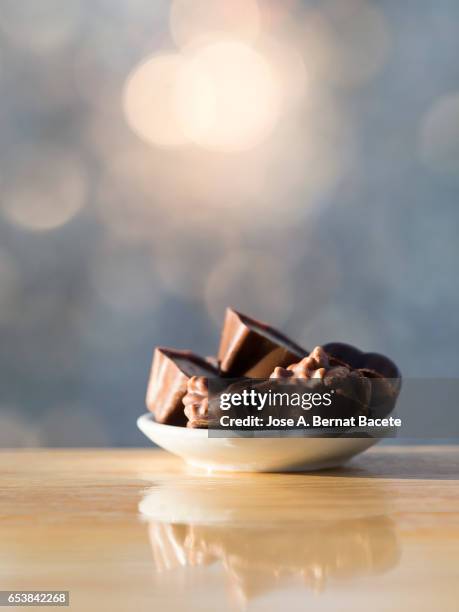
[205,250,293,326]
[0,0,81,53]
[301,0,390,87]
[123,54,191,149]
[170,0,261,49]
[420,92,459,175]
[2,150,88,231]
[0,249,20,322]
[90,243,162,315]
[178,41,282,151]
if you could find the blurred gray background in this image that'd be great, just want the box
[0,0,458,446]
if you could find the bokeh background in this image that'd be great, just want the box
[0,0,458,446]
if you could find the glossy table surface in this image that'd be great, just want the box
[1,447,458,611]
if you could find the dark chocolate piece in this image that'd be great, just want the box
[323,342,401,418]
[146,348,218,425]
[218,308,306,378]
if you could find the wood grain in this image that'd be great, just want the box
[0,447,458,611]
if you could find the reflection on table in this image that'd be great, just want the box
[140,474,400,606]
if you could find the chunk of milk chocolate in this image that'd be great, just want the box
[146,348,218,425]
[218,308,306,378]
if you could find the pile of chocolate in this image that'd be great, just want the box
[145,308,401,428]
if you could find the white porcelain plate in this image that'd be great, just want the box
[137,413,382,472]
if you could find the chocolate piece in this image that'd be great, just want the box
[218,308,306,378]
[185,377,255,429]
[270,346,339,381]
[183,376,209,429]
[270,346,372,419]
[323,343,401,418]
[146,348,218,425]
[322,343,400,379]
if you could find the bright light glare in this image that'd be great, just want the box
[178,41,281,151]
[123,54,191,149]
[124,42,282,152]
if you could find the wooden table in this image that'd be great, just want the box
[0,448,458,611]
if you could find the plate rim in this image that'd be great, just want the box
[137,412,394,439]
